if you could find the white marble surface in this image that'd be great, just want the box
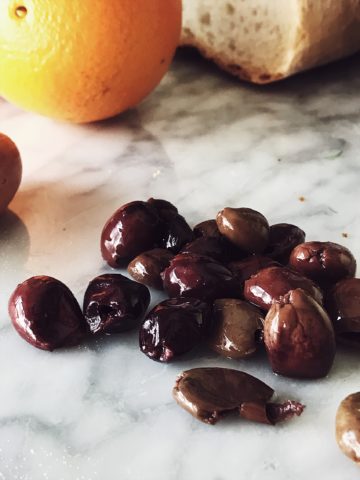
[0,51,360,480]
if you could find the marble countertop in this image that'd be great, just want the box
[0,51,360,480]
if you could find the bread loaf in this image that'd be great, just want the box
[181,0,360,83]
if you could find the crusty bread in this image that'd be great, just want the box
[181,0,360,83]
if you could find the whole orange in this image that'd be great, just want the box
[0,0,182,123]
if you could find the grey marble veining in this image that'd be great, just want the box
[0,51,360,479]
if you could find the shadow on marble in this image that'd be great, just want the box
[0,209,30,268]
[176,47,360,93]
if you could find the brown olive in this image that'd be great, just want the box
[180,237,226,263]
[127,248,174,289]
[173,367,304,425]
[289,241,356,286]
[209,299,264,359]
[326,278,360,347]
[244,266,323,311]
[216,207,269,254]
[264,288,336,379]
[336,392,360,465]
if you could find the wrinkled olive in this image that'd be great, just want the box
[83,274,150,334]
[264,288,336,379]
[139,298,210,362]
[289,241,356,287]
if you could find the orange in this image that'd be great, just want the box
[0,0,182,123]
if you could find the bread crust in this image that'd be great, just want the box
[181,0,360,83]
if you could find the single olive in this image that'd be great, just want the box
[216,207,270,254]
[264,288,336,379]
[8,276,88,351]
[162,253,240,301]
[127,248,174,289]
[336,392,360,465]
[209,299,264,359]
[244,265,323,311]
[193,219,222,239]
[173,367,304,425]
[326,278,360,347]
[83,274,150,334]
[101,201,162,267]
[139,298,210,362]
[228,255,280,285]
[289,241,356,286]
[265,223,306,264]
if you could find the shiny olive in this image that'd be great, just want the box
[244,266,323,311]
[127,248,174,289]
[264,288,336,379]
[173,367,304,425]
[9,276,88,351]
[216,207,270,254]
[162,253,240,301]
[139,298,210,362]
[101,201,162,267]
[209,299,264,359]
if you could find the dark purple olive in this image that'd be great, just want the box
[173,368,304,425]
[148,197,194,253]
[326,278,360,347]
[244,266,323,311]
[162,253,240,301]
[127,248,174,290]
[265,223,306,264]
[101,201,162,267]
[193,219,222,239]
[181,237,226,262]
[8,276,88,351]
[264,288,336,379]
[289,241,356,286]
[228,256,281,285]
[209,299,264,359]
[216,207,270,254]
[139,298,210,362]
[83,274,150,334]
[336,392,360,464]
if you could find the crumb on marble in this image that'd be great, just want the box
[298,196,306,202]
[277,158,281,162]
[342,232,349,238]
